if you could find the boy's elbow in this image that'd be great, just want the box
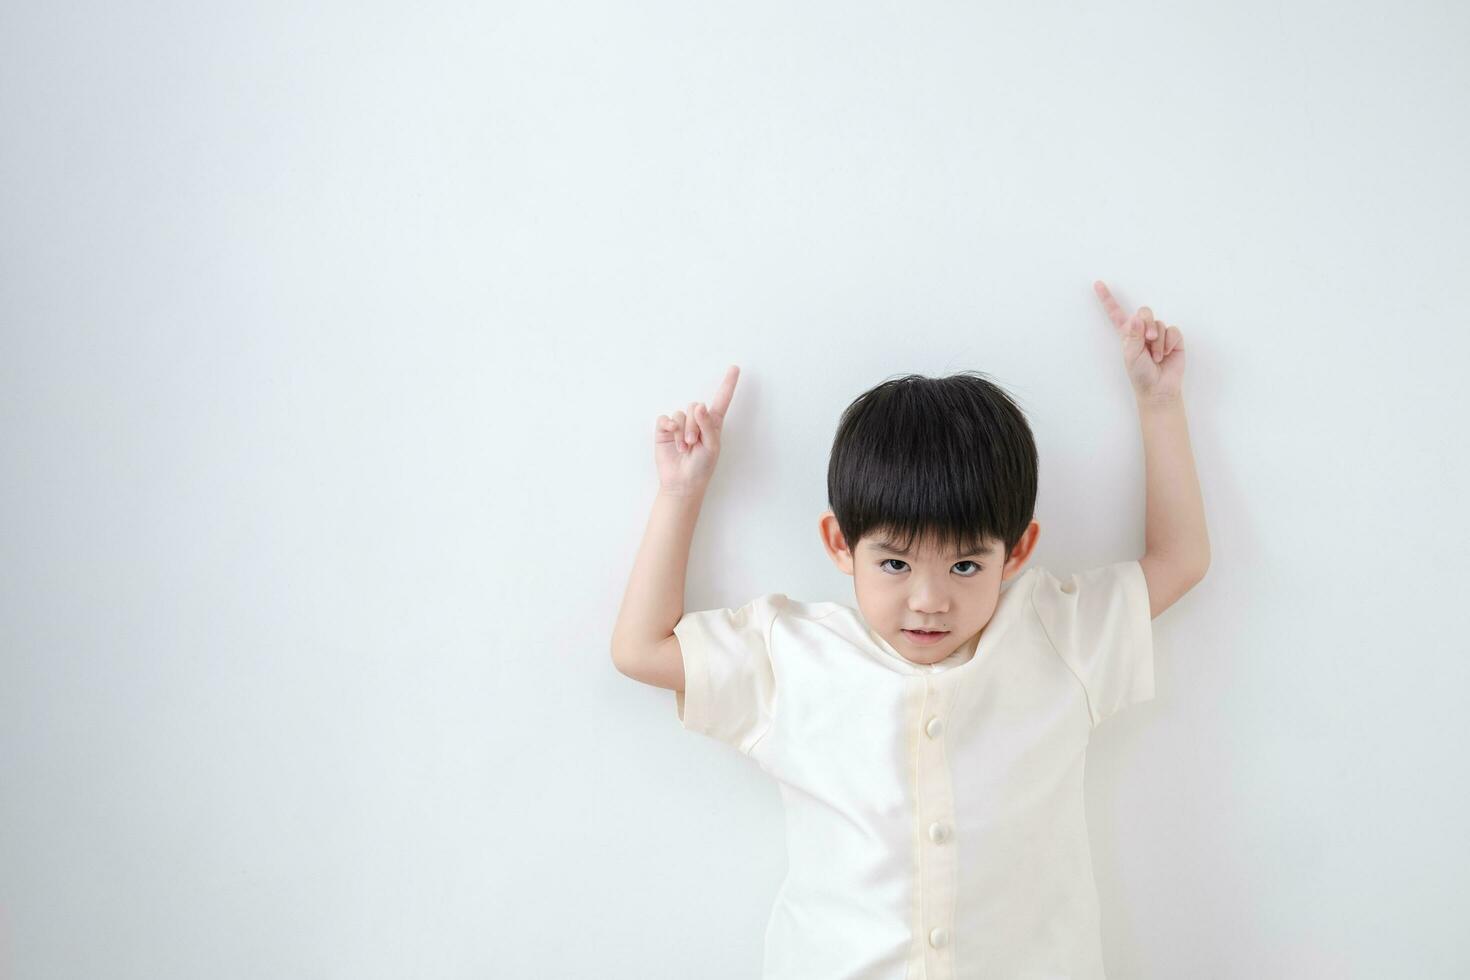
[610,636,651,677]
[610,638,636,675]
[611,634,685,691]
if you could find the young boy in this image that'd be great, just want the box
[611,281,1210,980]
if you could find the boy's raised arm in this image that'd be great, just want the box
[611,366,741,688]
[610,489,704,690]
[1093,281,1211,619]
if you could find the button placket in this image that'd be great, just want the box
[916,679,958,980]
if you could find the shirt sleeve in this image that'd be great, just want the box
[672,592,785,755]
[1030,560,1155,729]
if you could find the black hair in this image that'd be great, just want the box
[826,371,1038,565]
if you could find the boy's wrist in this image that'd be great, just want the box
[658,482,709,502]
[1134,390,1183,411]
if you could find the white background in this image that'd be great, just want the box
[3,1,1467,977]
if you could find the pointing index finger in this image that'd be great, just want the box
[1092,280,1130,333]
[709,364,740,419]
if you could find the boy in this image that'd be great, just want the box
[611,281,1210,980]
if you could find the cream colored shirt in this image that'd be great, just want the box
[673,560,1155,980]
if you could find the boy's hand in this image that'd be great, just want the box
[1093,280,1186,402]
[654,364,740,495]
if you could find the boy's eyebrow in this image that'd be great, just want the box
[874,538,994,557]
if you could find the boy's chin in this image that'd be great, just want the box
[895,634,954,662]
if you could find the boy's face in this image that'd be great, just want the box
[819,511,1040,666]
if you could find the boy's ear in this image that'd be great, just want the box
[1000,520,1041,581]
[818,509,856,575]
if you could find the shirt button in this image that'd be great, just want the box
[929,926,950,948]
[928,821,950,844]
[925,716,944,738]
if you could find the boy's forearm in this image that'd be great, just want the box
[1136,393,1210,573]
[611,487,706,656]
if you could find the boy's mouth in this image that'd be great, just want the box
[902,628,949,644]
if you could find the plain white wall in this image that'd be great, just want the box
[3,1,1467,977]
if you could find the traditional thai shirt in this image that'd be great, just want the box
[673,560,1155,979]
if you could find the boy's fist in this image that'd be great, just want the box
[654,365,740,495]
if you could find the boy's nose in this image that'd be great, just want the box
[907,590,950,615]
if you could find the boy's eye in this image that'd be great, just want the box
[878,559,983,576]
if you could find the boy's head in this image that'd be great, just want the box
[818,371,1041,666]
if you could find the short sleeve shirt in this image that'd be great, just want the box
[672,560,1155,980]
